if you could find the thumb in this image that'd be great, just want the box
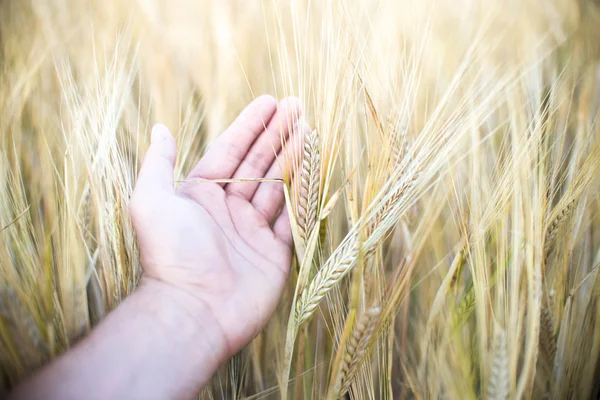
[134,124,177,194]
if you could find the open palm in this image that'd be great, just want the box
[129,96,303,356]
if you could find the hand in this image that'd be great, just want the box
[129,95,303,358]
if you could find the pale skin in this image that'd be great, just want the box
[9,95,304,400]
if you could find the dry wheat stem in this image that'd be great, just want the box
[177,178,284,184]
[280,217,322,400]
[0,206,31,232]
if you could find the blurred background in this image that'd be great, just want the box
[1,0,600,398]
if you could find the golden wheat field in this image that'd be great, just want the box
[2,0,600,398]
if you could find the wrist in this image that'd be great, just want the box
[136,276,231,371]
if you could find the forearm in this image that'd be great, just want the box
[10,278,227,400]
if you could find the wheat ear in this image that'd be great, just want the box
[366,171,417,238]
[387,113,409,166]
[544,197,576,256]
[487,325,509,400]
[539,307,556,366]
[79,185,92,246]
[296,170,417,324]
[338,307,381,396]
[297,129,320,246]
[535,304,556,396]
[296,237,360,324]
